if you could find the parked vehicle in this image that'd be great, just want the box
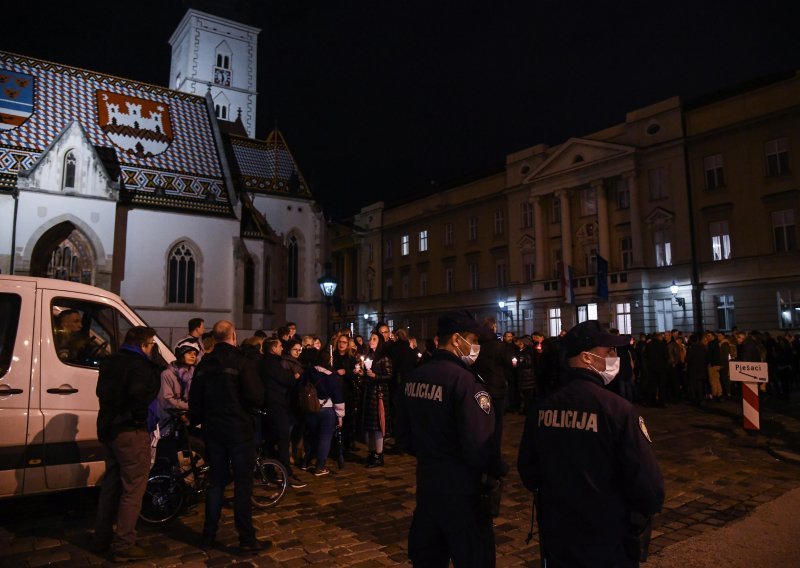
[0,275,173,498]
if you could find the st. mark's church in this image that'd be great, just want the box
[0,8,325,338]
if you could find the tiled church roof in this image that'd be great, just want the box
[0,52,234,216]
[228,129,312,198]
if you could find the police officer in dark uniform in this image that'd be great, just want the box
[396,311,506,568]
[517,320,664,567]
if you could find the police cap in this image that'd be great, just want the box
[436,310,483,337]
[562,320,630,357]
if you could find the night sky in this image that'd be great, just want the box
[2,0,799,218]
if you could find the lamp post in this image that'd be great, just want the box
[670,280,685,308]
[318,262,338,339]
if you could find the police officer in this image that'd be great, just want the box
[396,310,506,568]
[517,320,664,567]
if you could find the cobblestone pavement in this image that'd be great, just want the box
[1,396,798,567]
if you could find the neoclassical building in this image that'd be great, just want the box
[0,9,326,341]
[330,72,800,338]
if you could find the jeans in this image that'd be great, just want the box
[203,438,256,544]
[303,406,336,469]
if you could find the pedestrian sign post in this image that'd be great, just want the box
[729,361,769,431]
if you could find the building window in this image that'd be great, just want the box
[385,238,393,259]
[214,104,229,120]
[620,236,633,270]
[654,299,673,331]
[772,209,797,252]
[419,229,428,252]
[401,234,410,256]
[444,223,454,247]
[419,272,428,296]
[551,198,561,224]
[287,236,299,298]
[522,202,534,228]
[385,277,393,301]
[715,295,735,331]
[494,210,505,235]
[584,247,597,275]
[615,302,632,334]
[468,262,479,290]
[615,179,630,210]
[648,167,668,199]
[401,274,410,298]
[522,252,535,283]
[778,291,800,328]
[62,150,76,190]
[548,308,561,338]
[580,187,597,216]
[367,243,373,263]
[213,51,231,86]
[703,155,725,190]
[244,257,255,309]
[552,247,562,279]
[577,303,598,323]
[468,217,478,241]
[765,138,789,176]
[710,220,731,260]
[496,260,507,287]
[445,267,455,293]
[168,242,196,304]
[654,230,672,267]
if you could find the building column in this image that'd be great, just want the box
[593,179,609,260]
[532,195,546,280]
[624,171,644,267]
[556,189,572,266]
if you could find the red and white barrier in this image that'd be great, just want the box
[742,382,760,430]
[729,361,769,432]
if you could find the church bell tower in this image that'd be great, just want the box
[168,8,260,137]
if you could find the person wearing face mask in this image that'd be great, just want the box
[517,320,664,567]
[395,311,506,568]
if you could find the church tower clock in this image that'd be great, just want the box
[169,8,260,137]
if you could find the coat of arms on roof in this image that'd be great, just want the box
[95,90,174,158]
[0,69,34,132]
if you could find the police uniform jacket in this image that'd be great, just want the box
[396,349,502,496]
[517,367,664,566]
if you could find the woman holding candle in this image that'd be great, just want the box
[356,331,394,467]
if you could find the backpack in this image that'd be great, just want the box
[299,379,322,413]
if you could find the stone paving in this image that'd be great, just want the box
[1,395,798,567]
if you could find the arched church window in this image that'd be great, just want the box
[63,150,76,190]
[287,236,299,298]
[168,242,196,304]
[244,257,255,309]
[213,44,232,86]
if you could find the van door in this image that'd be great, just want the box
[0,280,35,497]
[36,290,136,492]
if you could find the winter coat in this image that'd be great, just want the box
[360,351,393,432]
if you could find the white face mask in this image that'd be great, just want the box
[584,351,620,385]
[455,334,481,365]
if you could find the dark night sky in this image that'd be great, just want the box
[2,0,799,218]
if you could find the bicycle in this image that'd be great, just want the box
[139,410,289,524]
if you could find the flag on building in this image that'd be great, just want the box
[558,261,574,304]
[596,255,609,300]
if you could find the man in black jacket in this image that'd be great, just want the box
[189,321,266,553]
[94,326,161,562]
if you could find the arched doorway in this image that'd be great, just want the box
[30,222,95,285]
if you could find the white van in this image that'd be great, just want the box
[0,275,173,498]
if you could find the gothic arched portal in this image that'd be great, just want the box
[30,222,95,285]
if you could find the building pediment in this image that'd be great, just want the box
[523,138,635,183]
[644,206,674,228]
[16,120,118,199]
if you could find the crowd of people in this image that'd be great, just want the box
[91,313,798,564]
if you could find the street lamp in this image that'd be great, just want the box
[670,280,685,308]
[318,262,338,339]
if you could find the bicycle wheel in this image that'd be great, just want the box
[251,458,288,508]
[139,472,186,524]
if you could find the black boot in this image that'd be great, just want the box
[366,451,376,467]
[367,452,384,468]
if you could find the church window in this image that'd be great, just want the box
[244,257,255,309]
[168,242,196,304]
[213,44,232,86]
[287,236,299,298]
[63,151,76,190]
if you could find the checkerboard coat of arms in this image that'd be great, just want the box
[0,69,35,132]
[96,90,173,157]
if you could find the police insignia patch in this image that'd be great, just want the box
[475,391,492,415]
[639,416,652,443]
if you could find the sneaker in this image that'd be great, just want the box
[289,475,308,489]
[112,545,149,562]
[314,466,330,477]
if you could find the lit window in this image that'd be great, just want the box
[494,210,505,235]
[468,217,478,241]
[710,220,731,260]
[654,230,672,267]
[577,303,598,323]
[778,291,800,328]
[418,230,428,252]
[715,295,735,331]
[548,308,561,338]
[648,167,668,199]
[169,242,196,304]
[772,209,797,252]
[765,138,789,176]
[580,187,597,216]
[703,155,725,190]
[616,303,632,334]
[401,234,410,256]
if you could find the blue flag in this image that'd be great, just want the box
[597,255,609,300]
